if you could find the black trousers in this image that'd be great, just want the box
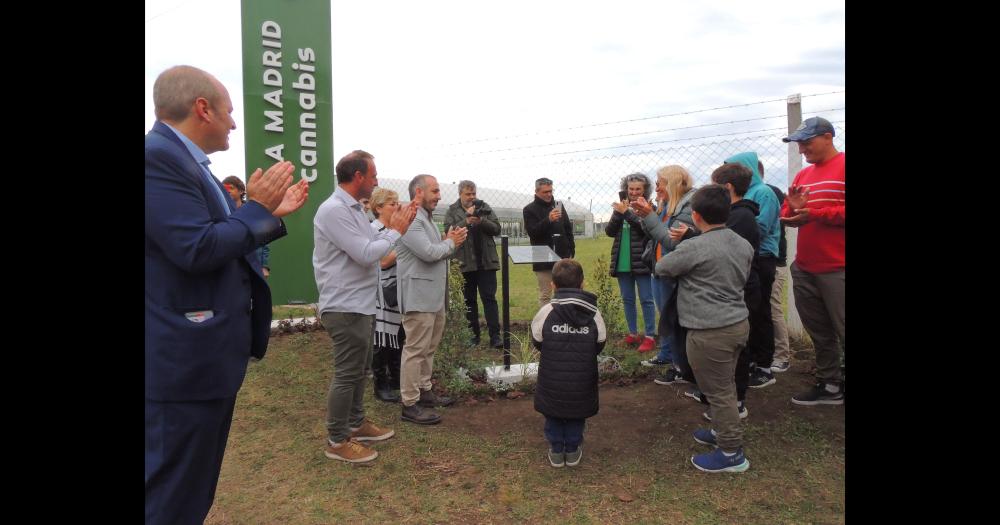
[372,327,403,390]
[463,270,500,339]
[735,282,762,401]
[660,291,695,383]
[748,256,777,368]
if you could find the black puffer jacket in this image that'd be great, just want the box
[728,199,761,290]
[605,208,652,276]
[531,288,608,419]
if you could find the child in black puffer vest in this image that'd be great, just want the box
[531,259,608,468]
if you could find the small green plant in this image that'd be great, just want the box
[443,366,475,397]
[433,260,476,383]
[597,355,622,379]
[273,303,323,334]
[491,379,513,394]
[509,331,538,366]
[508,330,539,387]
[590,254,625,336]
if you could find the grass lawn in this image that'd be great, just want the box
[205,333,844,524]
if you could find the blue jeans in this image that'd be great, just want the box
[651,275,676,362]
[617,273,656,336]
[544,416,586,453]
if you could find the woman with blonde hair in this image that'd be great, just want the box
[631,165,697,384]
[369,187,404,403]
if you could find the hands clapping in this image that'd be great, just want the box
[389,200,419,235]
[631,196,653,217]
[447,226,469,247]
[780,185,811,227]
[248,161,308,217]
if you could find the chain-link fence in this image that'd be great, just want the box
[376,93,844,242]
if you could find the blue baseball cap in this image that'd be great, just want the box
[782,117,835,143]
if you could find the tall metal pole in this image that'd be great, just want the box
[501,235,511,370]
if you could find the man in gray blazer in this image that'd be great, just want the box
[396,174,468,424]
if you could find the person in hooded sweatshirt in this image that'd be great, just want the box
[531,258,607,468]
[724,152,781,389]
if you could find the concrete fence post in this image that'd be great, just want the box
[785,94,805,339]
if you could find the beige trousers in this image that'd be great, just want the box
[535,270,553,307]
[400,309,447,406]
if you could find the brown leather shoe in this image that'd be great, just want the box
[418,389,454,408]
[350,420,395,442]
[325,438,377,463]
[401,403,442,425]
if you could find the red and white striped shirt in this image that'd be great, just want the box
[782,152,845,273]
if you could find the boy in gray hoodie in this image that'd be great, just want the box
[657,184,754,473]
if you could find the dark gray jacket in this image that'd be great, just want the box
[640,189,696,256]
[443,199,501,272]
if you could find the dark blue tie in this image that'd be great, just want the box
[200,161,232,216]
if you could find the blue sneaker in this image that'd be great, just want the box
[692,428,717,446]
[691,447,750,473]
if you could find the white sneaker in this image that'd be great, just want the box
[703,402,749,421]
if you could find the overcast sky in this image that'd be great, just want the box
[145,0,845,202]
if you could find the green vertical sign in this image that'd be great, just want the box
[241,0,332,305]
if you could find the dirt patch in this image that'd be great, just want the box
[444,358,843,460]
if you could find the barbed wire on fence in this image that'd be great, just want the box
[449,108,845,158]
[440,90,846,147]
[408,94,844,240]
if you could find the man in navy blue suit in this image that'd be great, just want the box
[145,65,309,525]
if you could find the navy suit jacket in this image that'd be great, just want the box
[145,121,286,401]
